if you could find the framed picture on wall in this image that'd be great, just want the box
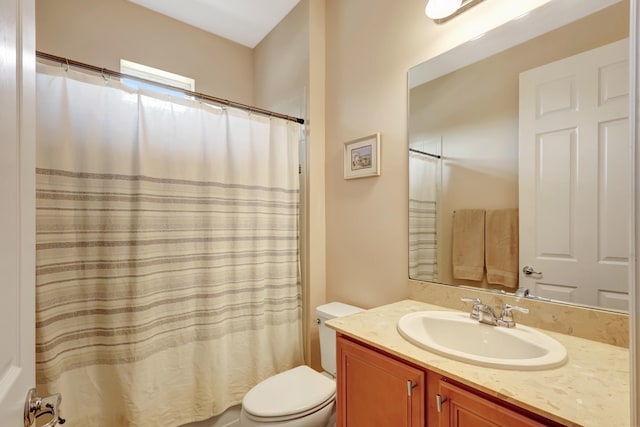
[343,133,381,180]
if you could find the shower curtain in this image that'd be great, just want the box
[35,64,303,427]
[408,151,439,281]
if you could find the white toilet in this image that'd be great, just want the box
[239,302,363,427]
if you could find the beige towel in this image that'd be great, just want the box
[485,208,519,288]
[452,209,485,281]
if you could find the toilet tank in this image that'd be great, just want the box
[316,302,363,377]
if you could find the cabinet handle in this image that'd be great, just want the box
[407,380,418,396]
[436,394,448,412]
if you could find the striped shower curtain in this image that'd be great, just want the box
[409,151,439,281]
[35,64,303,427]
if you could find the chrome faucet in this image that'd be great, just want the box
[477,303,499,326]
[461,298,529,328]
[497,304,529,328]
[460,297,481,321]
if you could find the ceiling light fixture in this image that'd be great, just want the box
[425,0,462,20]
[425,0,485,24]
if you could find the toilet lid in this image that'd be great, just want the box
[242,365,336,418]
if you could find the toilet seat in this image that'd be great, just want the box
[242,393,335,423]
[242,365,336,421]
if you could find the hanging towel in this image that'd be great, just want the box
[452,209,485,281]
[485,208,519,288]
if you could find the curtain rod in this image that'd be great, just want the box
[36,51,305,125]
[409,148,441,159]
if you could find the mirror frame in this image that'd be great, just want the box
[408,0,630,308]
[630,0,639,422]
[409,0,639,421]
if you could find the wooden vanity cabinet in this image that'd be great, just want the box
[435,379,556,427]
[336,334,425,426]
[336,334,565,427]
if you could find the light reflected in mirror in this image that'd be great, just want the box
[408,0,630,312]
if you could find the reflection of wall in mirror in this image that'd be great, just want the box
[408,1,629,291]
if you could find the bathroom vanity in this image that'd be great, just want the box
[327,300,629,427]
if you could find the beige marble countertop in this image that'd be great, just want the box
[326,299,630,427]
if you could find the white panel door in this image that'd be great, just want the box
[519,39,629,310]
[0,0,36,425]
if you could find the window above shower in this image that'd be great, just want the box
[120,59,195,98]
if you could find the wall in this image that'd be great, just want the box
[254,1,308,117]
[254,0,327,370]
[305,0,327,371]
[324,0,562,309]
[36,0,254,104]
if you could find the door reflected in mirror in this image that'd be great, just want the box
[408,0,630,311]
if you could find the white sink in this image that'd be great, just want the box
[397,311,567,370]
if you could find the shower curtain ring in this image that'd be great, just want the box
[63,58,69,72]
[100,68,109,82]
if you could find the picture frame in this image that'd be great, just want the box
[343,133,381,180]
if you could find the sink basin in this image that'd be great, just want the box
[397,311,567,370]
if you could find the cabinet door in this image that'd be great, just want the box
[337,336,425,427]
[437,380,549,427]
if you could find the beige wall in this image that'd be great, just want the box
[36,0,254,104]
[254,1,308,117]
[305,0,327,371]
[324,0,561,309]
[254,0,327,370]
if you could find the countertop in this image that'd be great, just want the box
[326,299,630,427]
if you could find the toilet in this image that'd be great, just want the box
[239,302,363,427]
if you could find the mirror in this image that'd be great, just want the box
[408,0,630,311]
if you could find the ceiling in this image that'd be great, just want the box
[128,0,301,48]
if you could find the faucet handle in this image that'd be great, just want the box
[502,304,529,314]
[498,304,529,328]
[460,297,482,320]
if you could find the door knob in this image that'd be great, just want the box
[522,265,542,276]
[24,388,66,427]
